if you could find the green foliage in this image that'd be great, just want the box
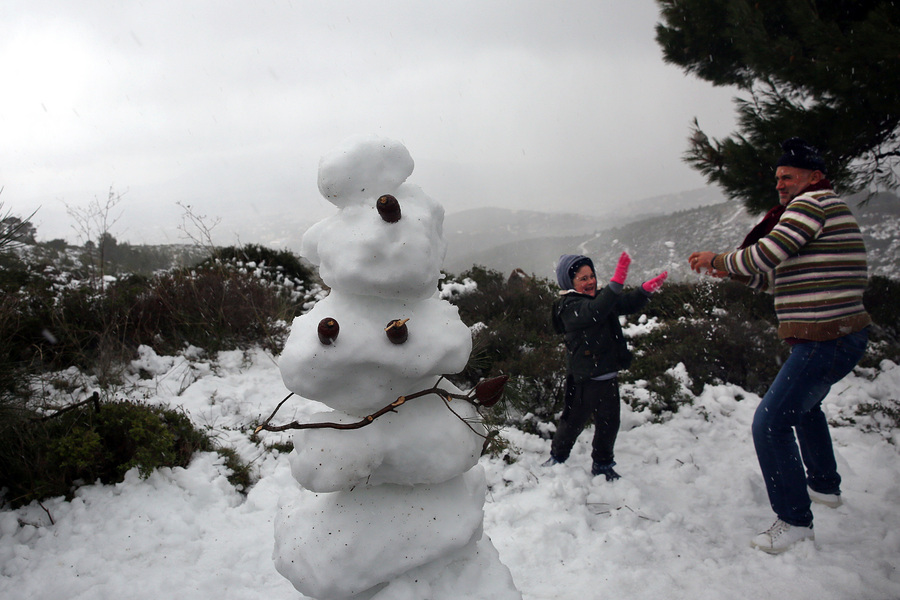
[859,275,900,368]
[444,266,567,431]
[211,244,316,284]
[639,279,777,323]
[622,372,694,421]
[51,426,105,474]
[97,236,186,275]
[852,398,900,434]
[625,279,784,397]
[627,276,900,411]
[0,398,248,508]
[625,313,786,397]
[864,276,900,339]
[124,267,295,356]
[0,245,316,384]
[0,202,38,252]
[215,446,254,492]
[656,0,900,212]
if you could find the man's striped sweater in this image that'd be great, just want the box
[711,188,871,342]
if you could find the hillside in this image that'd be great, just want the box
[443,192,900,283]
[442,187,726,277]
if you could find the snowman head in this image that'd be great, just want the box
[302,135,447,299]
[318,135,415,208]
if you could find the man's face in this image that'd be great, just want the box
[775,166,822,205]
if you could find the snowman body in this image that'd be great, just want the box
[274,136,521,600]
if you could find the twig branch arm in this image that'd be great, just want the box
[254,375,508,434]
[257,396,409,432]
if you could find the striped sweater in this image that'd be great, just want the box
[712,189,871,341]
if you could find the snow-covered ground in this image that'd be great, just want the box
[2,345,899,600]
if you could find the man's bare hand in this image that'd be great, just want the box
[688,251,723,276]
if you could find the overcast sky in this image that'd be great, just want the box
[1,0,739,247]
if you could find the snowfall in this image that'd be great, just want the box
[0,340,898,600]
[3,133,900,599]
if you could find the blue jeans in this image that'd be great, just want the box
[751,328,868,527]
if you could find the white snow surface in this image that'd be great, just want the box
[2,347,899,600]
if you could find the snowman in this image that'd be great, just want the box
[272,135,521,600]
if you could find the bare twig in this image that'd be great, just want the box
[38,502,55,525]
[34,391,101,422]
[176,201,221,256]
[65,187,124,291]
[253,374,507,434]
[438,394,489,442]
[255,392,294,433]
[255,383,462,433]
[586,503,659,522]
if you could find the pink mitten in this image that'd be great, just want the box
[610,252,631,285]
[642,271,668,293]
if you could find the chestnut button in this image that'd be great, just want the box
[317,318,340,345]
[385,318,409,344]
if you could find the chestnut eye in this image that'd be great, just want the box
[377,194,401,223]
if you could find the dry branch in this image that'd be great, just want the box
[254,375,508,434]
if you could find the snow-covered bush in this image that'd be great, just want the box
[0,397,249,509]
[444,266,566,435]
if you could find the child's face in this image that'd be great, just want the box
[572,264,596,297]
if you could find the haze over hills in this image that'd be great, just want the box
[442,191,900,283]
[240,185,897,284]
[441,187,725,275]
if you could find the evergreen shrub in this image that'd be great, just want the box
[126,267,294,355]
[1,244,315,381]
[0,398,249,509]
[861,276,900,367]
[624,313,786,397]
[444,266,567,433]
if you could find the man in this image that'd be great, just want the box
[689,138,871,554]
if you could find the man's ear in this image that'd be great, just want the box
[809,170,825,184]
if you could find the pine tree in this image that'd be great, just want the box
[655,0,900,212]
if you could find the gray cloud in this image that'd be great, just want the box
[1,0,738,246]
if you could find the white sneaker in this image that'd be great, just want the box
[750,519,815,554]
[808,487,842,508]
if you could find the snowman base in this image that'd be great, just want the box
[274,466,520,600]
[361,532,521,600]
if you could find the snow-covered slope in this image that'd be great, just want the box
[1,346,898,600]
[443,192,900,283]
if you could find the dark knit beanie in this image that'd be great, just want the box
[556,254,594,290]
[776,138,827,174]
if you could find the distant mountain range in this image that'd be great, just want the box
[442,190,900,283]
[247,186,898,284]
[442,187,725,277]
